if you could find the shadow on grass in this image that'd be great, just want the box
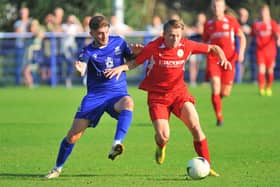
[0,173,187,181]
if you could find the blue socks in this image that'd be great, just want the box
[55,137,75,169]
[54,110,132,169]
[114,110,133,143]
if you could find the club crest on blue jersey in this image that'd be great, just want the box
[93,53,98,59]
[105,57,114,68]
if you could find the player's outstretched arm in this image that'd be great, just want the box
[104,61,139,80]
[208,44,232,71]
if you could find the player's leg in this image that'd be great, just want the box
[179,102,209,162]
[153,119,170,164]
[256,51,266,96]
[45,118,89,179]
[179,102,219,176]
[266,60,275,96]
[210,76,223,125]
[257,63,266,96]
[221,84,233,97]
[146,92,171,164]
[108,96,134,160]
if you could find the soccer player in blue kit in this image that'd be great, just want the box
[45,15,142,179]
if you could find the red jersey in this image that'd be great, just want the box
[203,15,240,61]
[251,19,279,51]
[135,36,208,93]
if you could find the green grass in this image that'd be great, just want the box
[1,83,280,187]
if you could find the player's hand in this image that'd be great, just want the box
[218,60,232,71]
[130,43,144,56]
[74,61,87,76]
[104,66,124,80]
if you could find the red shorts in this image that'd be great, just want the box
[256,48,276,68]
[206,55,236,85]
[147,87,195,121]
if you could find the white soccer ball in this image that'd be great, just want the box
[186,157,210,180]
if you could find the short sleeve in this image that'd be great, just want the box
[122,40,134,60]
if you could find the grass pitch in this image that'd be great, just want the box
[0,82,280,187]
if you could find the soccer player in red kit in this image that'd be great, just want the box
[251,4,280,96]
[105,19,232,177]
[202,0,246,126]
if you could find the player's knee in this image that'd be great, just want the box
[66,133,81,144]
[221,92,230,97]
[123,97,134,110]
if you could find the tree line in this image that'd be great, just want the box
[0,0,279,32]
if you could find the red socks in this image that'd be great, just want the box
[211,94,223,121]
[194,139,211,164]
[258,73,265,89]
[267,73,274,89]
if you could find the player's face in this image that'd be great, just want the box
[163,27,182,48]
[261,7,270,21]
[90,26,110,47]
[212,1,226,18]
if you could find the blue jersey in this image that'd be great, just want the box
[78,36,133,93]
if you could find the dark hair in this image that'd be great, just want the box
[89,15,110,31]
[163,19,184,33]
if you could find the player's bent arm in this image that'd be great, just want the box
[236,29,246,63]
[208,44,232,71]
[104,60,140,80]
[74,61,87,77]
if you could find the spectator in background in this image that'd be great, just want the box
[23,19,44,88]
[251,4,280,96]
[52,7,68,86]
[188,12,207,87]
[202,0,246,126]
[44,13,55,32]
[14,7,31,33]
[14,7,31,85]
[81,16,92,45]
[82,16,91,33]
[146,15,163,37]
[236,7,252,83]
[62,14,83,88]
[110,15,133,37]
[53,7,64,32]
[239,8,251,36]
[41,13,56,85]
